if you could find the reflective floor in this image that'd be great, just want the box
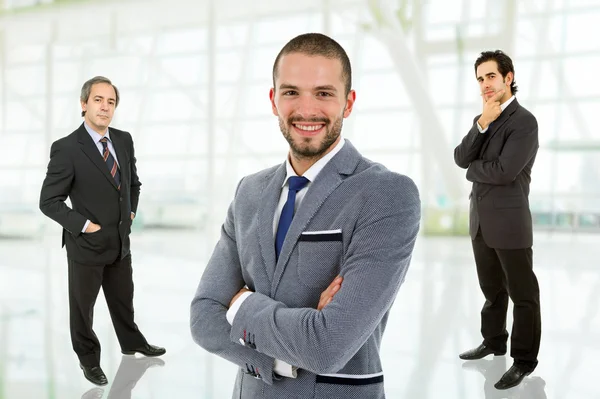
[1,228,599,398]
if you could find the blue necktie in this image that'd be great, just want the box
[100,137,121,189]
[275,176,309,260]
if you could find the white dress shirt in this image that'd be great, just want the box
[225,137,346,378]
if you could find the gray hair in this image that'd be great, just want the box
[80,76,120,117]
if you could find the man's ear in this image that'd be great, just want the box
[269,88,278,116]
[343,90,356,118]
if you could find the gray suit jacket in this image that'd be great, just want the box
[190,140,420,399]
[454,99,538,249]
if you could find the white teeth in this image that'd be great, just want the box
[294,124,322,131]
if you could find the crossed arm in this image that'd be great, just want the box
[190,175,421,380]
[466,118,538,185]
[453,116,487,169]
[454,114,538,186]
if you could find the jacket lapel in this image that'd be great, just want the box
[270,140,361,294]
[78,124,119,190]
[480,99,520,155]
[257,164,286,288]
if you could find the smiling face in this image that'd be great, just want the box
[81,82,117,134]
[270,52,355,166]
[476,60,513,103]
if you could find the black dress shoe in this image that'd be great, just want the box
[122,343,166,357]
[459,343,506,360]
[494,363,533,390]
[79,364,108,386]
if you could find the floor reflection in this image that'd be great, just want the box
[0,231,597,398]
[79,356,165,399]
[462,357,547,399]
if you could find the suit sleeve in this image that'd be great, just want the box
[128,133,142,214]
[190,178,278,385]
[228,174,421,375]
[39,140,87,235]
[466,114,538,185]
[454,115,486,169]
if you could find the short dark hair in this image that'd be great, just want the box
[80,76,120,117]
[272,33,352,96]
[474,50,518,95]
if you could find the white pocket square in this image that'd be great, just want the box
[301,229,342,235]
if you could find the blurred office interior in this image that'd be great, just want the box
[0,0,599,398]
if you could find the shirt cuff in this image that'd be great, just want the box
[477,121,488,133]
[274,359,298,378]
[82,220,91,233]
[226,291,253,325]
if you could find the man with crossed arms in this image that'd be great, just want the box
[190,33,421,398]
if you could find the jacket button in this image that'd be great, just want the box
[477,196,482,201]
[119,221,122,225]
[119,197,123,202]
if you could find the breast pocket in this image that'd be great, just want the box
[297,230,343,290]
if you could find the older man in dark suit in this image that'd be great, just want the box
[454,50,541,390]
[40,76,165,386]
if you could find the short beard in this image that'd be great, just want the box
[280,115,343,162]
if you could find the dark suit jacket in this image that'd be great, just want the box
[40,123,141,265]
[454,99,538,249]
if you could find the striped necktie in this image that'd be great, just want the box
[99,137,121,190]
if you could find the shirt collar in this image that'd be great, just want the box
[84,122,111,144]
[282,137,346,187]
[500,95,516,112]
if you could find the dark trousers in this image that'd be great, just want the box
[472,229,541,367]
[68,254,146,367]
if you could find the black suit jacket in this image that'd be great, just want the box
[40,123,141,265]
[454,99,538,249]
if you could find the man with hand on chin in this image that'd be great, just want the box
[40,76,165,387]
[191,33,420,398]
[454,50,541,390]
